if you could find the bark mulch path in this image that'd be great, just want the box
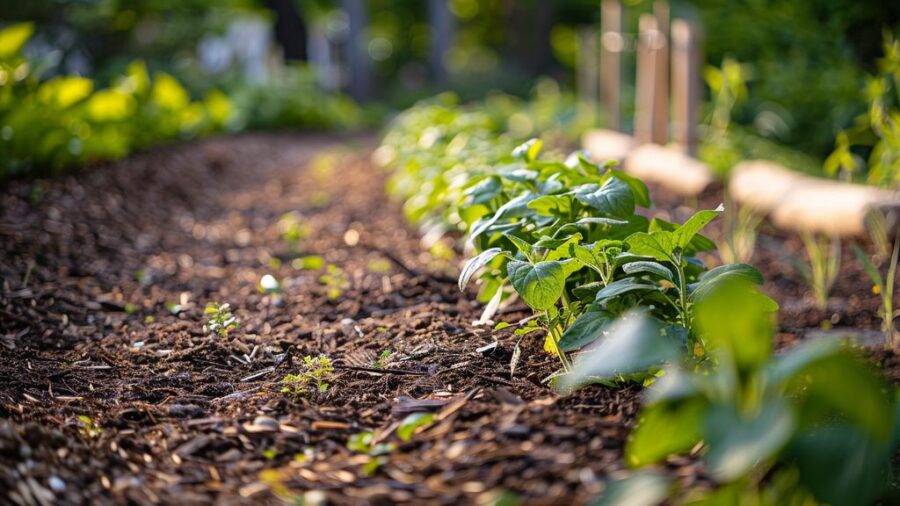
[0,133,896,505]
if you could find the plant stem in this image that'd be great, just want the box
[885,233,899,347]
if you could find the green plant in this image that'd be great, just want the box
[203,302,238,338]
[793,233,841,310]
[562,279,898,505]
[372,349,394,369]
[853,236,900,348]
[319,264,348,299]
[719,195,763,264]
[75,415,103,439]
[456,140,758,371]
[281,355,335,397]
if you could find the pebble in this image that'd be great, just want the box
[48,476,65,492]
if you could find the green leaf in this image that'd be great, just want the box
[789,425,894,506]
[594,277,661,303]
[572,178,635,218]
[502,234,533,258]
[851,243,883,288]
[558,309,615,352]
[690,263,765,302]
[650,217,715,254]
[397,413,435,441]
[555,312,681,391]
[527,194,573,217]
[459,248,503,291]
[694,279,774,370]
[625,231,676,262]
[591,471,671,506]
[673,207,723,250]
[464,176,502,205]
[626,398,707,467]
[0,22,34,59]
[513,138,543,161]
[608,169,651,208]
[623,261,673,281]
[506,260,567,310]
[704,401,795,482]
[470,193,535,239]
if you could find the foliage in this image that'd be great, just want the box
[0,23,230,178]
[827,35,900,188]
[281,355,335,397]
[203,301,238,338]
[718,196,762,265]
[566,279,899,505]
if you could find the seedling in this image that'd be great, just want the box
[277,212,309,252]
[853,236,899,347]
[281,355,335,397]
[372,349,394,368]
[203,302,238,338]
[794,232,841,309]
[76,415,103,438]
[319,264,348,299]
[719,196,762,264]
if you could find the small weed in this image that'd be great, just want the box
[292,255,325,270]
[281,355,335,397]
[853,236,899,347]
[277,212,309,251]
[319,264,348,299]
[76,415,103,438]
[203,302,239,337]
[719,196,763,264]
[372,349,394,368]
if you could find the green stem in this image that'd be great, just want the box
[886,234,899,347]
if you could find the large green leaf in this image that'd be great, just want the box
[789,425,893,506]
[608,169,651,208]
[470,193,535,239]
[625,231,676,263]
[572,177,635,218]
[459,248,503,290]
[0,22,33,59]
[694,279,774,370]
[626,398,707,467]
[673,207,723,250]
[558,309,615,351]
[703,401,795,481]
[506,260,567,310]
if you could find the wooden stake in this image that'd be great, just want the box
[577,28,599,109]
[652,1,670,144]
[634,14,657,145]
[671,19,701,156]
[600,0,623,131]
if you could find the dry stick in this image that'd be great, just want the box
[335,364,429,376]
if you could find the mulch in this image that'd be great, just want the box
[0,133,896,505]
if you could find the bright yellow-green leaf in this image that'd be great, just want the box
[0,23,34,59]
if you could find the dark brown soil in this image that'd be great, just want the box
[0,134,896,505]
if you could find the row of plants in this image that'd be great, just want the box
[0,22,361,179]
[379,98,900,503]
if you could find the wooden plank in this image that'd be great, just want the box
[623,144,714,196]
[600,0,623,131]
[671,19,701,156]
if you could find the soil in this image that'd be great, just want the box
[0,133,897,505]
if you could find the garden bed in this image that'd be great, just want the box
[0,134,897,504]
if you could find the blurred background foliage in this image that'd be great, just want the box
[0,0,898,179]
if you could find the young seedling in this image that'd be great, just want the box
[794,233,841,309]
[203,302,238,337]
[719,195,763,264]
[372,349,394,369]
[852,235,899,347]
[281,355,335,397]
[319,264,348,299]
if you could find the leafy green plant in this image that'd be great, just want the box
[853,236,899,347]
[456,139,757,370]
[562,279,898,505]
[372,349,394,369]
[203,302,238,337]
[281,355,335,397]
[793,233,841,309]
[75,415,103,439]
